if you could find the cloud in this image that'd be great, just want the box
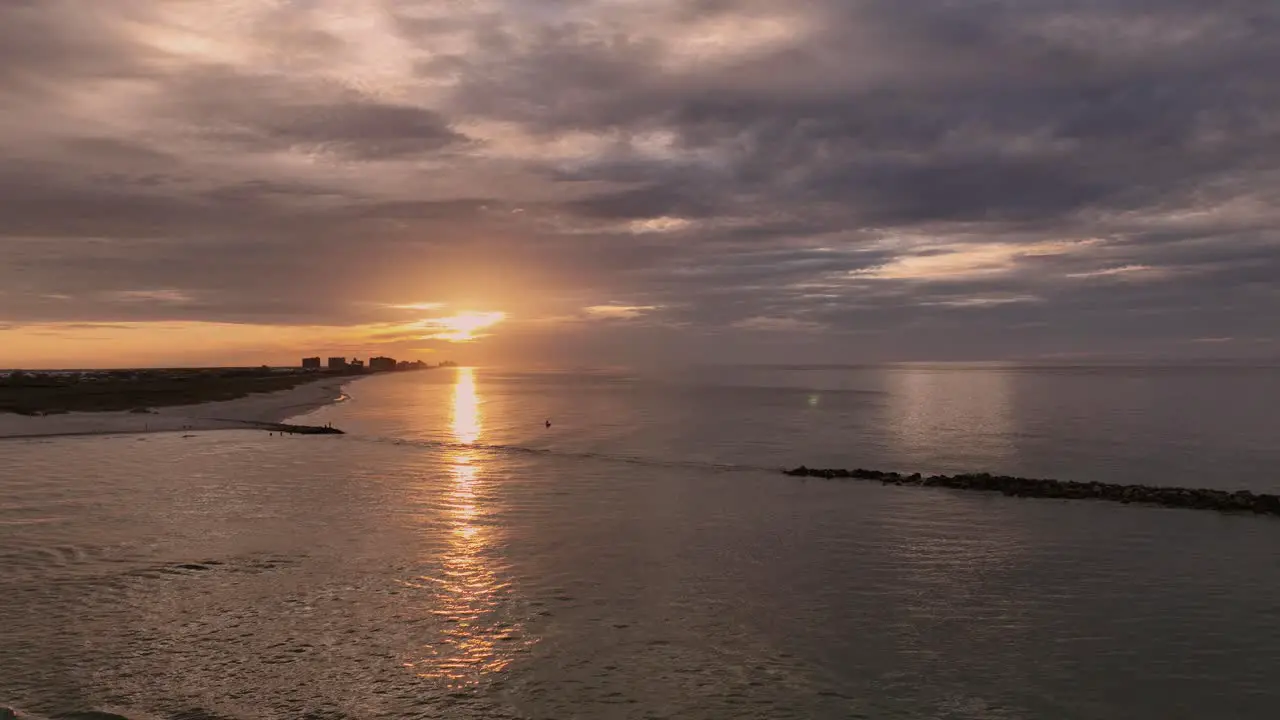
[852,240,1101,281]
[923,295,1042,309]
[731,316,825,332]
[584,305,660,321]
[383,302,446,311]
[628,217,693,234]
[1065,265,1170,280]
[191,94,470,160]
[2,0,1280,365]
[374,312,508,343]
[108,289,195,304]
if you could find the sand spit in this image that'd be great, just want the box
[784,466,1280,517]
[0,376,355,440]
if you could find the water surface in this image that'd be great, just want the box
[3,364,1279,719]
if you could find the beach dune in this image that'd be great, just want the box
[0,376,354,440]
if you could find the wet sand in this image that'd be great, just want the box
[0,376,358,440]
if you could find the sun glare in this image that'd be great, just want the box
[431,311,506,342]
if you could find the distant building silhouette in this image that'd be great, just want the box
[349,358,365,371]
[301,357,321,370]
[370,356,396,372]
[327,357,347,371]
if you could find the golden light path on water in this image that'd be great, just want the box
[409,367,526,686]
[452,367,482,445]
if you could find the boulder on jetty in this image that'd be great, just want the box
[782,466,1280,517]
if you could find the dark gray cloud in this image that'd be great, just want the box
[1,0,1278,364]
[218,100,467,159]
[155,66,470,160]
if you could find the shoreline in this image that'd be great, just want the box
[0,375,360,441]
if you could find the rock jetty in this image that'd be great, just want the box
[782,466,1280,517]
[255,421,344,435]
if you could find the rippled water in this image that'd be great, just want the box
[3,365,1280,719]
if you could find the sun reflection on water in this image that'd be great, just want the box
[884,364,1016,468]
[451,367,481,445]
[407,367,528,686]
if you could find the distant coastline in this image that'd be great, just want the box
[0,373,367,440]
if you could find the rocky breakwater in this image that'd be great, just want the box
[783,466,1280,517]
[243,421,344,435]
[268,422,344,435]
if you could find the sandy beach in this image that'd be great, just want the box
[0,375,357,440]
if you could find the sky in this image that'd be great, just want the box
[2,0,1279,368]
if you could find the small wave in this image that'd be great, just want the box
[0,706,173,720]
[0,517,63,527]
[0,705,62,720]
[0,543,111,574]
[356,433,776,475]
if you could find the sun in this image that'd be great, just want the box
[431,311,506,342]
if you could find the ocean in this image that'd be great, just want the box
[3,364,1279,719]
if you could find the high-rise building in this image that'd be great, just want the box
[369,356,396,372]
[301,357,321,370]
[327,357,347,370]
